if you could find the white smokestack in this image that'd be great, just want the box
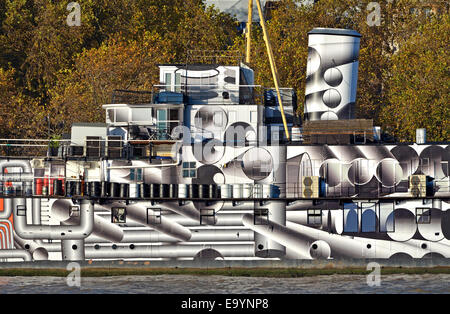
[304,28,361,121]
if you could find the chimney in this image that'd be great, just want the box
[304,28,361,121]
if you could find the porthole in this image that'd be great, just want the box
[257,244,264,250]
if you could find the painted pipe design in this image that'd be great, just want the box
[62,239,85,261]
[0,220,13,248]
[96,202,192,242]
[0,249,32,261]
[242,213,312,259]
[85,243,253,259]
[12,198,94,240]
[0,160,33,194]
[0,229,7,249]
[54,200,124,243]
[85,229,253,244]
[304,28,361,121]
[13,232,48,261]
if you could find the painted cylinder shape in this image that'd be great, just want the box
[304,28,361,121]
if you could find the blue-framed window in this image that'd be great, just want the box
[182,162,197,178]
[343,202,358,232]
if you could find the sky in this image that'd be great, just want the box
[204,0,315,22]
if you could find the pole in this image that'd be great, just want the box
[246,0,253,64]
[255,0,290,141]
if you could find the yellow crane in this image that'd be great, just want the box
[246,0,290,141]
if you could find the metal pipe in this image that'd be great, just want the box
[0,160,32,172]
[12,198,94,240]
[96,202,191,242]
[91,214,124,243]
[13,233,49,261]
[85,243,254,259]
[0,229,6,249]
[0,160,33,193]
[0,198,12,219]
[62,239,85,261]
[0,220,13,248]
[85,229,253,244]
[242,214,311,259]
[0,173,34,182]
[95,211,247,227]
[244,214,428,259]
[58,202,123,243]
[0,249,32,261]
[32,198,41,224]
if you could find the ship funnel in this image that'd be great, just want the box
[304,28,361,121]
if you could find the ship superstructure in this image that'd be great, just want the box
[0,28,449,262]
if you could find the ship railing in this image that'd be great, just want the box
[0,139,72,158]
[286,181,450,198]
[111,85,296,106]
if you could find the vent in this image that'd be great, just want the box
[409,175,426,197]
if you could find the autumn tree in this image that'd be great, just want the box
[381,14,450,142]
[231,0,448,142]
[47,1,239,133]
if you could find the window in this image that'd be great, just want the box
[182,162,197,178]
[106,109,115,122]
[343,202,358,232]
[165,73,172,91]
[416,208,431,224]
[307,209,322,226]
[131,108,151,122]
[361,202,376,232]
[379,202,395,232]
[70,206,80,217]
[147,208,161,225]
[130,168,143,181]
[115,108,129,122]
[254,208,269,225]
[111,207,127,223]
[16,205,26,216]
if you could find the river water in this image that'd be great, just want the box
[0,273,449,294]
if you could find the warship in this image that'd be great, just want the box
[0,28,448,263]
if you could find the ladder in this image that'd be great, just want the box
[40,199,51,225]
